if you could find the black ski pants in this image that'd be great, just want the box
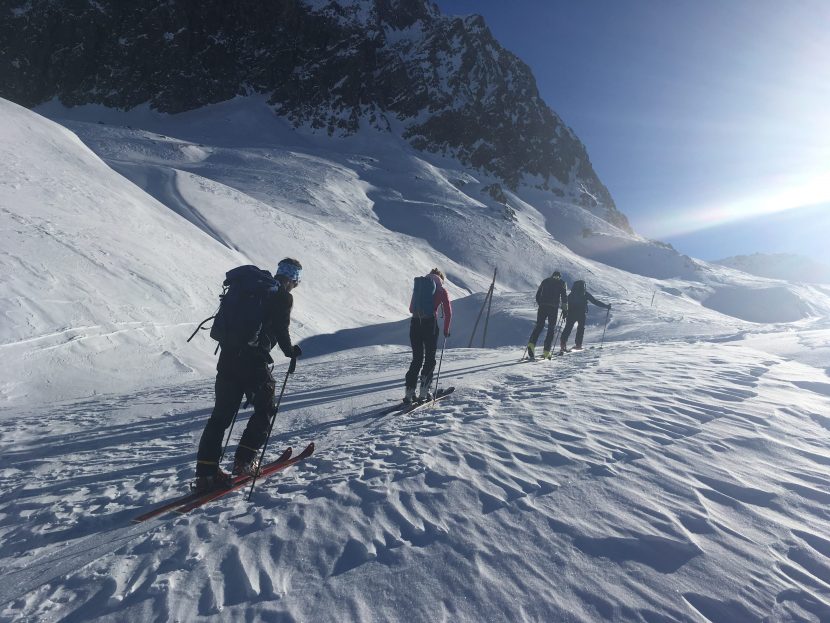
[560,312,587,349]
[405,316,439,389]
[196,361,276,476]
[528,305,561,352]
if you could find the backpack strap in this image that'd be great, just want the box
[187,315,214,342]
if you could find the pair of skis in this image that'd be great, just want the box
[520,353,557,362]
[132,442,314,522]
[134,386,457,522]
[386,386,455,416]
[521,347,586,362]
[409,386,454,412]
[556,347,588,356]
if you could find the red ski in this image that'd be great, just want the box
[175,442,315,514]
[132,446,294,523]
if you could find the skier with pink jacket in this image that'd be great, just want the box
[404,268,452,403]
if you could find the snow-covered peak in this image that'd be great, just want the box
[300,0,441,30]
[0,0,627,231]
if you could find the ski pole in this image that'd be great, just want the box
[220,402,242,462]
[552,314,564,350]
[433,334,448,399]
[599,308,610,350]
[248,356,296,500]
[551,311,566,353]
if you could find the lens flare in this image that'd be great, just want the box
[648,170,830,239]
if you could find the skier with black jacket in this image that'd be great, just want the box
[194,258,303,492]
[560,280,610,353]
[527,270,568,359]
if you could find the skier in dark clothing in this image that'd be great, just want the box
[405,268,452,403]
[527,270,568,359]
[560,280,610,353]
[194,258,303,492]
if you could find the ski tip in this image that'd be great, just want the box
[299,442,315,458]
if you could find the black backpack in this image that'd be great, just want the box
[188,265,277,350]
[568,280,586,307]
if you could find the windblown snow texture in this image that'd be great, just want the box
[2,342,830,622]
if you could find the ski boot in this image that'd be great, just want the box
[193,468,232,493]
[526,343,536,360]
[418,378,433,402]
[542,350,552,360]
[403,387,416,404]
[418,387,433,402]
[233,455,261,477]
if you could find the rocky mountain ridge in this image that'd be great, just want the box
[0,0,630,231]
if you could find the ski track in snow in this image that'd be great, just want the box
[2,342,830,622]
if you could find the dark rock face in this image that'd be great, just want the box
[0,0,630,231]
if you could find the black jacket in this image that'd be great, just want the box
[567,286,609,317]
[535,276,568,309]
[218,284,294,371]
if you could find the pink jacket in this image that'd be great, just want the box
[409,273,453,335]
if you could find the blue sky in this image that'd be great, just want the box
[435,1,830,264]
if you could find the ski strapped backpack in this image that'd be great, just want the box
[411,275,436,318]
[187,265,278,351]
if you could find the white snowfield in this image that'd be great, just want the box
[716,253,830,285]
[1,97,829,622]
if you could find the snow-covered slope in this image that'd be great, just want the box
[2,339,830,622]
[0,99,246,403]
[0,0,629,232]
[2,98,830,622]
[4,97,830,406]
[715,253,830,284]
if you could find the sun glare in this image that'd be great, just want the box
[650,169,830,239]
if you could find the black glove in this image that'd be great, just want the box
[444,331,451,338]
[291,344,302,358]
[606,303,612,310]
